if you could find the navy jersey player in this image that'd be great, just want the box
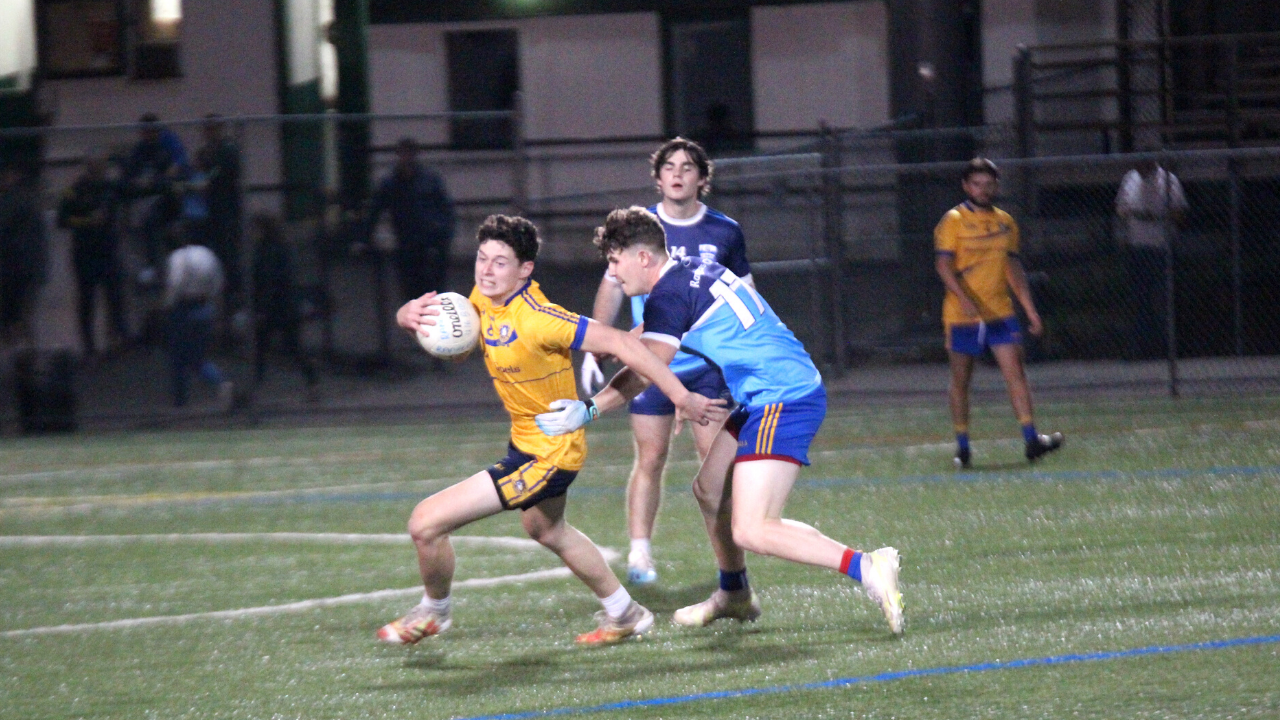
[580,138,752,585]
[541,207,904,636]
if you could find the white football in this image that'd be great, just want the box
[416,292,480,358]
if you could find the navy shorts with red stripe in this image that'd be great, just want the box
[725,386,827,466]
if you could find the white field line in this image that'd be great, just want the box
[0,535,620,637]
[0,533,539,548]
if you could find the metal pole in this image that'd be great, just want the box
[511,91,527,217]
[1014,46,1034,159]
[819,123,847,375]
[1162,155,1178,398]
[1229,158,1243,356]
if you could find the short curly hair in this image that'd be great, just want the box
[476,214,540,264]
[651,137,713,198]
[962,157,1000,182]
[592,206,666,260]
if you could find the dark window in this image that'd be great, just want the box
[132,0,182,79]
[446,29,518,150]
[666,14,754,154]
[38,0,126,78]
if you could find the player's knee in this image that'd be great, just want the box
[407,502,444,543]
[730,517,766,555]
[521,514,560,546]
[690,478,720,515]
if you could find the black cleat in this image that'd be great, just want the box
[953,446,972,469]
[1025,432,1064,462]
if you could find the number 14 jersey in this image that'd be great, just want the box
[640,257,822,408]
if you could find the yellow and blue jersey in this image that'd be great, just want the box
[933,201,1020,326]
[469,280,590,471]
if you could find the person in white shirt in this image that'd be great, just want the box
[1115,156,1187,359]
[165,242,233,409]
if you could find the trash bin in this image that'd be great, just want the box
[13,349,77,434]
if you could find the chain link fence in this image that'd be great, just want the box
[2,116,1278,426]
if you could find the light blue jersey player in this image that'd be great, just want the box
[580,138,752,586]
[541,207,904,636]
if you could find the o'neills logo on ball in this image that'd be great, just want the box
[439,295,466,338]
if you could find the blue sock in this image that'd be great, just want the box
[1022,424,1038,443]
[956,432,970,452]
[718,569,749,593]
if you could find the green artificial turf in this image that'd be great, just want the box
[1,396,1277,719]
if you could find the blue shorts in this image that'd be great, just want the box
[947,316,1022,356]
[725,387,826,466]
[629,362,732,416]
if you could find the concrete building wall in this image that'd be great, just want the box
[43,0,281,202]
[752,1,890,132]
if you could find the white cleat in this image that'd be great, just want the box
[672,589,762,627]
[861,547,904,636]
[627,549,658,585]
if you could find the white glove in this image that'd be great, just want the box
[536,399,600,436]
[580,352,605,395]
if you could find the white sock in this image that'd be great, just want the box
[629,538,652,558]
[600,586,633,619]
[421,593,452,616]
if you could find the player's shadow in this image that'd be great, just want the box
[957,460,1030,473]
[625,581,722,615]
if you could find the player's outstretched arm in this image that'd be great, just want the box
[396,291,441,335]
[537,322,727,437]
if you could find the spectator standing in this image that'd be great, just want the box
[367,138,455,302]
[196,114,244,312]
[58,157,129,355]
[1115,154,1187,359]
[250,214,317,393]
[122,113,190,279]
[164,240,232,410]
[0,164,48,347]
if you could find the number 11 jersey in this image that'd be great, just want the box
[639,257,822,408]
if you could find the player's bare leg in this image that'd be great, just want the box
[948,351,976,468]
[690,429,745,572]
[523,494,655,644]
[523,494,620,598]
[675,429,761,626]
[731,459,903,635]
[625,413,673,583]
[377,470,504,644]
[991,343,1063,461]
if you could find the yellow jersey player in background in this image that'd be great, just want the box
[934,158,1063,469]
[378,215,725,647]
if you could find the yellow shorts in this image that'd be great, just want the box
[487,443,579,510]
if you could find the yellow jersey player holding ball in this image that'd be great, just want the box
[934,159,1063,469]
[379,215,725,646]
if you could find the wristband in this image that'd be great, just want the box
[584,398,600,422]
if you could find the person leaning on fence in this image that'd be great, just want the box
[122,113,191,281]
[196,113,244,314]
[250,213,317,395]
[1115,153,1187,360]
[0,163,48,349]
[164,236,233,411]
[934,158,1063,469]
[58,157,130,355]
[367,137,456,303]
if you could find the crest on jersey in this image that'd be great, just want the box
[698,244,717,263]
[484,320,518,347]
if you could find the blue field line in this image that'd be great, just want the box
[458,634,1280,720]
[91,464,1280,509]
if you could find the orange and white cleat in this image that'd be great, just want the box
[574,601,654,645]
[376,604,452,645]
